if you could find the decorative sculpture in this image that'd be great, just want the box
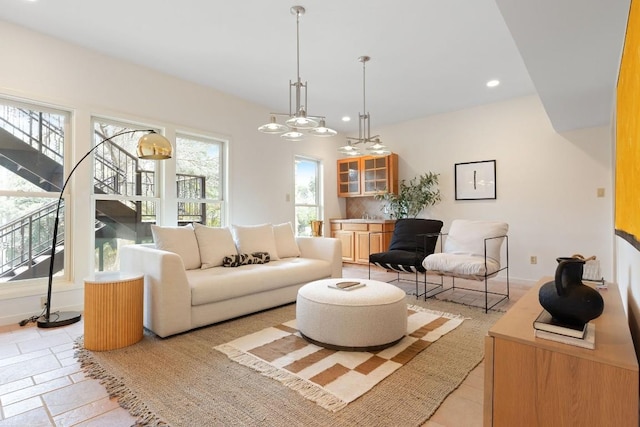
[539,256,604,326]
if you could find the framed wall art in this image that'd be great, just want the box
[454,160,496,200]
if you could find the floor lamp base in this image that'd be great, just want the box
[37,311,82,328]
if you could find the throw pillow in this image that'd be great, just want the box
[223,253,246,268]
[193,223,238,269]
[273,222,301,258]
[231,224,280,260]
[150,224,201,270]
[222,252,271,267]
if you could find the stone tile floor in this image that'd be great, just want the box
[0,265,529,426]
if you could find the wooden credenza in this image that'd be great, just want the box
[484,277,638,426]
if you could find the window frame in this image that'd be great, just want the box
[175,130,227,227]
[90,117,167,272]
[0,97,71,288]
[294,155,323,237]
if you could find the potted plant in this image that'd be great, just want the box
[375,172,441,218]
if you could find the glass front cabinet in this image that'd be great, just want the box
[337,153,398,197]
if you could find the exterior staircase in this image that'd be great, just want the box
[0,107,205,281]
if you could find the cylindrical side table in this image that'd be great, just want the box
[84,271,144,351]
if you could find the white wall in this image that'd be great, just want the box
[0,21,343,324]
[0,20,615,323]
[372,95,613,284]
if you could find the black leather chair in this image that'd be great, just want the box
[369,218,443,297]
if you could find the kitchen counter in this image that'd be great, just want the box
[330,218,396,224]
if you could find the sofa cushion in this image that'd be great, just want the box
[232,224,280,260]
[273,222,301,258]
[188,258,332,306]
[193,223,237,269]
[422,253,501,280]
[151,224,201,270]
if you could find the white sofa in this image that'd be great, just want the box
[120,223,342,338]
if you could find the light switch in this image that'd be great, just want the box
[597,188,605,198]
[285,193,291,202]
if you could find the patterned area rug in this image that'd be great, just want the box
[215,305,463,412]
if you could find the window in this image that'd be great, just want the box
[175,133,225,227]
[294,156,322,236]
[0,100,69,283]
[92,119,163,272]
[0,101,229,280]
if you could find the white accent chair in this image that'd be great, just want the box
[422,219,509,312]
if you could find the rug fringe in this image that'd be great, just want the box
[215,344,348,412]
[74,337,168,427]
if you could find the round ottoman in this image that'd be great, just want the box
[296,279,407,351]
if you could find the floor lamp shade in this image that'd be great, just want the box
[37,130,172,328]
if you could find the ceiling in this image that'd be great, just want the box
[0,0,631,134]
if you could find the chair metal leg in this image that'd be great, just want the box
[484,275,488,313]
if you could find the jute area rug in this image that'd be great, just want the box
[75,298,503,427]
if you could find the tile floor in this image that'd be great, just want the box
[0,265,529,426]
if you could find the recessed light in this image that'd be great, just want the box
[341,116,351,122]
[486,79,500,88]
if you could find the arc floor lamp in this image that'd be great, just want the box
[37,129,172,328]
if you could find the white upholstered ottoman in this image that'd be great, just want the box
[296,278,407,351]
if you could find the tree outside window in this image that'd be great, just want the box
[295,157,322,236]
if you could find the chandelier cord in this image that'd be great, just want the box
[296,9,301,85]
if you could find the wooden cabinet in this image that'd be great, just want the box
[332,229,357,262]
[330,220,395,264]
[337,158,361,197]
[484,278,638,427]
[337,153,398,197]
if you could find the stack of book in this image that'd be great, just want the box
[533,310,595,349]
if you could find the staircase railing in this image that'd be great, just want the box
[0,108,208,279]
[94,136,140,197]
[0,200,62,277]
[0,105,64,164]
[177,174,207,224]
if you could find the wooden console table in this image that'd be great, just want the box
[84,272,144,351]
[484,277,638,426]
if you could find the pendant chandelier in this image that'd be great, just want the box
[258,6,337,141]
[338,56,391,156]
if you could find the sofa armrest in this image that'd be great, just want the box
[296,236,342,278]
[120,244,192,338]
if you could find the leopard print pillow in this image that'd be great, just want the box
[222,252,270,267]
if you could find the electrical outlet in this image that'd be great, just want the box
[530,256,537,265]
[40,296,47,309]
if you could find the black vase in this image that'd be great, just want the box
[538,257,604,327]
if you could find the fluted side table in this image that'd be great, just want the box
[84,272,144,351]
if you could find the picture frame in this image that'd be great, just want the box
[454,160,496,200]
